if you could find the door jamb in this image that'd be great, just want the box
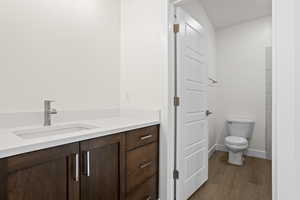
[272,0,297,199]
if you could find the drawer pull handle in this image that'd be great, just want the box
[146,196,152,200]
[139,161,153,169]
[140,135,153,140]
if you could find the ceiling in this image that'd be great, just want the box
[199,0,272,29]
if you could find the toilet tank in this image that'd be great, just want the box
[227,119,255,139]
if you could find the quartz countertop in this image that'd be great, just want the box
[0,114,160,159]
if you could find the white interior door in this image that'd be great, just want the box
[175,7,208,200]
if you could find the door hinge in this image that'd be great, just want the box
[173,24,180,33]
[174,96,180,107]
[173,170,179,180]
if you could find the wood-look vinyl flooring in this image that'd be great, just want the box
[189,151,272,200]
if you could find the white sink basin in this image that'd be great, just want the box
[13,124,98,139]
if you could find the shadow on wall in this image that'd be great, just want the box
[265,46,272,160]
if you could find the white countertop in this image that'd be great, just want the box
[0,115,160,159]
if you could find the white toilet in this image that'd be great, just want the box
[225,118,255,166]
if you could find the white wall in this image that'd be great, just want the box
[0,0,120,112]
[216,17,272,155]
[120,0,166,110]
[180,1,217,150]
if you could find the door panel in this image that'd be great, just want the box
[183,57,205,84]
[80,134,125,200]
[184,148,205,178]
[7,158,68,200]
[176,7,208,200]
[185,91,205,112]
[185,26,205,55]
[183,121,206,147]
[0,143,80,200]
[86,143,120,200]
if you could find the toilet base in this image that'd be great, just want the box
[228,151,244,166]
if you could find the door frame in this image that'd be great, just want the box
[272,0,297,199]
[161,0,298,199]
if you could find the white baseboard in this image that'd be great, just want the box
[215,144,227,152]
[208,144,216,158]
[215,144,267,159]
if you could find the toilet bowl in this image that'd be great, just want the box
[225,118,255,166]
[225,136,248,165]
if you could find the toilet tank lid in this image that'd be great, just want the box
[227,118,255,123]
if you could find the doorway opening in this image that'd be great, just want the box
[171,1,273,199]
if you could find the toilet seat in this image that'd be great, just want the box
[225,136,248,154]
[226,143,248,151]
[225,136,248,146]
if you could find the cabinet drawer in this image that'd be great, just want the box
[126,126,158,151]
[126,143,157,192]
[126,176,157,200]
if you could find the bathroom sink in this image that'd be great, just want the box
[13,123,98,139]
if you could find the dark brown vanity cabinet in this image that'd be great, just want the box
[0,143,80,200]
[0,125,159,200]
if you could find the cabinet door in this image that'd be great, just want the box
[80,133,125,200]
[0,143,80,200]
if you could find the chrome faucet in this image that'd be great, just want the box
[44,100,57,126]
